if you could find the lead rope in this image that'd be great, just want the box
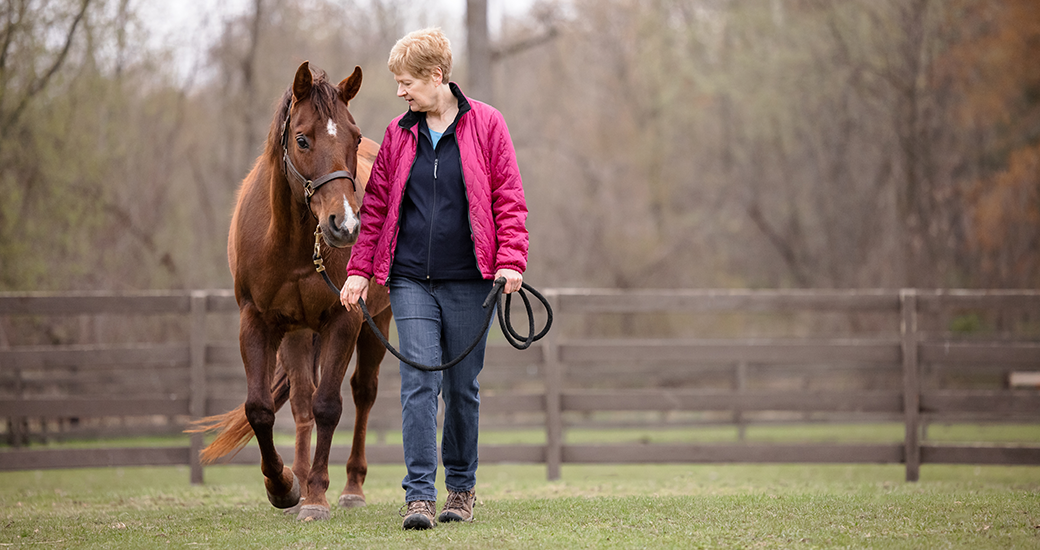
[313,230,552,372]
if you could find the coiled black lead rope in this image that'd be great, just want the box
[314,236,552,371]
[364,278,551,372]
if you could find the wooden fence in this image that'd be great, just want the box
[1,289,1038,483]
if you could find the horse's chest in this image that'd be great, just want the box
[257,278,330,330]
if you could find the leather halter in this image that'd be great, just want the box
[280,100,358,213]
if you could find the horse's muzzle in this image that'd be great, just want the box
[321,213,359,248]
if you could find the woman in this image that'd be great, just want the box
[340,28,528,530]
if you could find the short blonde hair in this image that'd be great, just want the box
[388,28,453,83]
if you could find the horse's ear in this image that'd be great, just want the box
[293,61,313,101]
[339,66,363,104]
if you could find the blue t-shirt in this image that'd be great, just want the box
[429,129,444,148]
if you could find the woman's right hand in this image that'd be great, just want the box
[340,275,370,311]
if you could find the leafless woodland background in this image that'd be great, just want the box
[3,0,1040,294]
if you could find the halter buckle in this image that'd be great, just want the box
[312,229,326,273]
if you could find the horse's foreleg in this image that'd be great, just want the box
[295,317,360,521]
[340,307,390,509]
[277,330,318,509]
[240,305,298,509]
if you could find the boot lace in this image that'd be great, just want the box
[399,500,435,518]
[444,490,473,512]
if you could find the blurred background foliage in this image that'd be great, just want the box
[1,0,1038,292]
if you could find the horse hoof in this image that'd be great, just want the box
[266,469,301,509]
[283,498,305,516]
[297,504,331,522]
[338,494,366,508]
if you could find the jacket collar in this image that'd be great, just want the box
[399,81,472,130]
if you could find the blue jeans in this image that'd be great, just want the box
[389,277,494,502]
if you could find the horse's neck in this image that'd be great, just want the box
[263,161,313,250]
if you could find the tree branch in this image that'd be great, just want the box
[1,0,91,139]
[491,26,559,62]
[0,0,28,90]
[745,200,811,287]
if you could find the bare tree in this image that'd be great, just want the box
[0,0,92,139]
[466,0,492,101]
[4,0,1032,294]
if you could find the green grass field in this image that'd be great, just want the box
[3,423,1039,548]
[2,460,1039,549]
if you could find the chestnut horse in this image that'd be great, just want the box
[188,62,391,522]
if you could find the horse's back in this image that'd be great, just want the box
[356,137,379,191]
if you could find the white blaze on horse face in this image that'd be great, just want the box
[341,196,359,234]
[326,119,338,137]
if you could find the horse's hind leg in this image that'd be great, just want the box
[277,330,319,514]
[295,318,361,521]
[239,305,299,509]
[339,308,390,509]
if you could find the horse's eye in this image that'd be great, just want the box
[296,135,309,149]
[357,135,362,146]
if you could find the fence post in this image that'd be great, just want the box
[542,290,563,481]
[189,291,208,485]
[1,319,25,447]
[900,289,921,482]
[9,368,25,447]
[735,361,748,442]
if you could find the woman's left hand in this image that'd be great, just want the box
[495,268,523,294]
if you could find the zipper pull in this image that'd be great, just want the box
[434,158,438,179]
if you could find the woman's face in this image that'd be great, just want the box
[395,69,439,112]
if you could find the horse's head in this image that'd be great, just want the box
[281,61,364,248]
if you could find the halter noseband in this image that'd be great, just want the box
[280,100,358,212]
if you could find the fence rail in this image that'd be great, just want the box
[1,288,1038,483]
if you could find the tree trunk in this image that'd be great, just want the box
[466,0,492,102]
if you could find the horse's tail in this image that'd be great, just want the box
[185,366,292,464]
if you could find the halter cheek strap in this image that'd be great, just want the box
[280,101,358,211]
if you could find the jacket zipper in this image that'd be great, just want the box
[426,155,438,279]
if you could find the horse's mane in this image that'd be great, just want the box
[263,68,342,162]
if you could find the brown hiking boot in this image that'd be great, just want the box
[401,500,436,530]
[438,490,476,523]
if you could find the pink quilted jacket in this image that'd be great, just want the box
[346,86,528,283]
